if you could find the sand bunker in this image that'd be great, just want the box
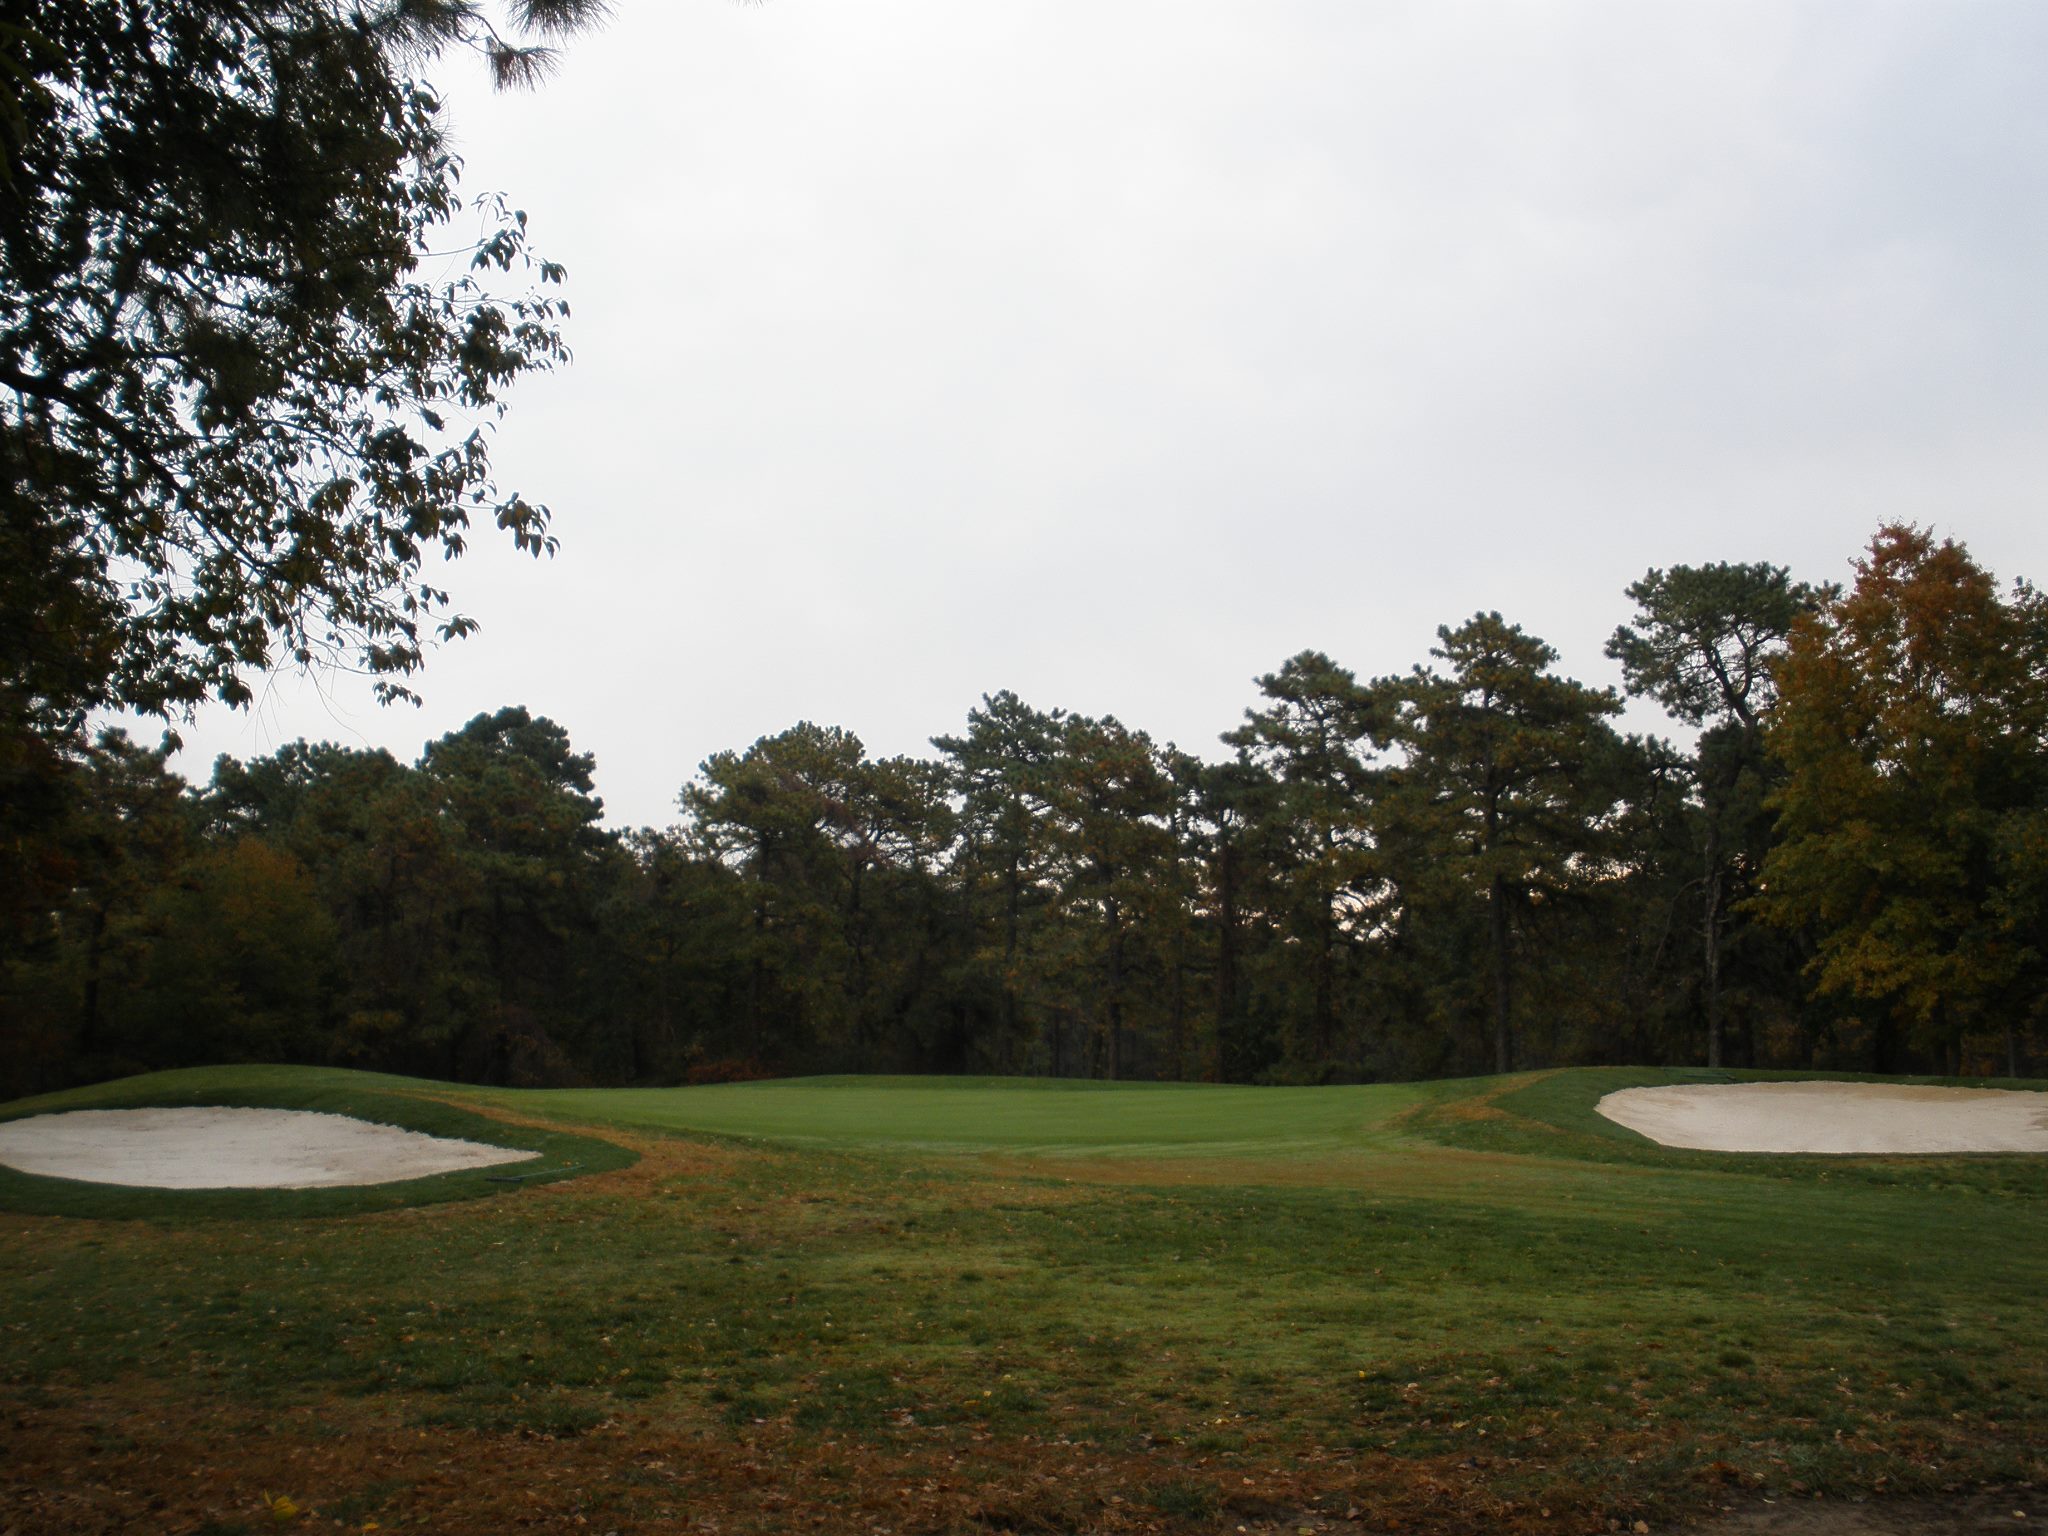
[0,1107,540,1189]
[1597,1081,2048,1154]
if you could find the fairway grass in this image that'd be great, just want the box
[3,1066,2044,1535]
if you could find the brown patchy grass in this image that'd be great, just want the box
[8,1386,2027,1536]
[399,1093,738,1200]
[2,1381,1681,1536]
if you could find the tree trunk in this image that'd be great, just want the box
[1169,923,1187,1081]
[1634,882,1681,1066]
[1106,895,1124,1081]
[749,891,769,1051]
[1003,857,1021,1050]
[653,935,677,1081]
[1490,873,1514,1075]
[1702,820,1724,1069]
[1314,898,1334,1064]
[847,859,868,1060]
[79,902,107,1059]
[1215,843,1239,1079]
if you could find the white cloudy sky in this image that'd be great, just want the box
[158,0,2048,828]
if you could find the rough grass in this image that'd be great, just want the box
[1,1065,2043,1534]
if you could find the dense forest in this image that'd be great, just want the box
[5,523,2045,1099]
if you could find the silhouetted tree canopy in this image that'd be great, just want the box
[4,525,2042,1099]
[2,0,602,729]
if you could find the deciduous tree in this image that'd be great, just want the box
[1756,526,2048,1073]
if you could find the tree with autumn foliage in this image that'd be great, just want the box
[1756,526,2048,1075]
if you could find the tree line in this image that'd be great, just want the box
[5,523,2044,1098]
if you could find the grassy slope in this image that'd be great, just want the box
[1,1066,2043,1535]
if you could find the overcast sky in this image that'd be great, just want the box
[155,0,2048,828]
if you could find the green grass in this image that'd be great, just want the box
[504,1072,1447,1154]
[1,1064,2044,1532]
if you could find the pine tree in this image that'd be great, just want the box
[1382,615,1625,1074]
[1608,562,1816,1065]
[1222,651,1384,1069]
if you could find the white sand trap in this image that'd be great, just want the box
[0,1107,539,1189]
[1597,1081,2048,1154]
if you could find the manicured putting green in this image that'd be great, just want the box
[503,1074,1448,1156]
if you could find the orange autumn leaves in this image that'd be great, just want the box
[1758,524,2048,1060]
